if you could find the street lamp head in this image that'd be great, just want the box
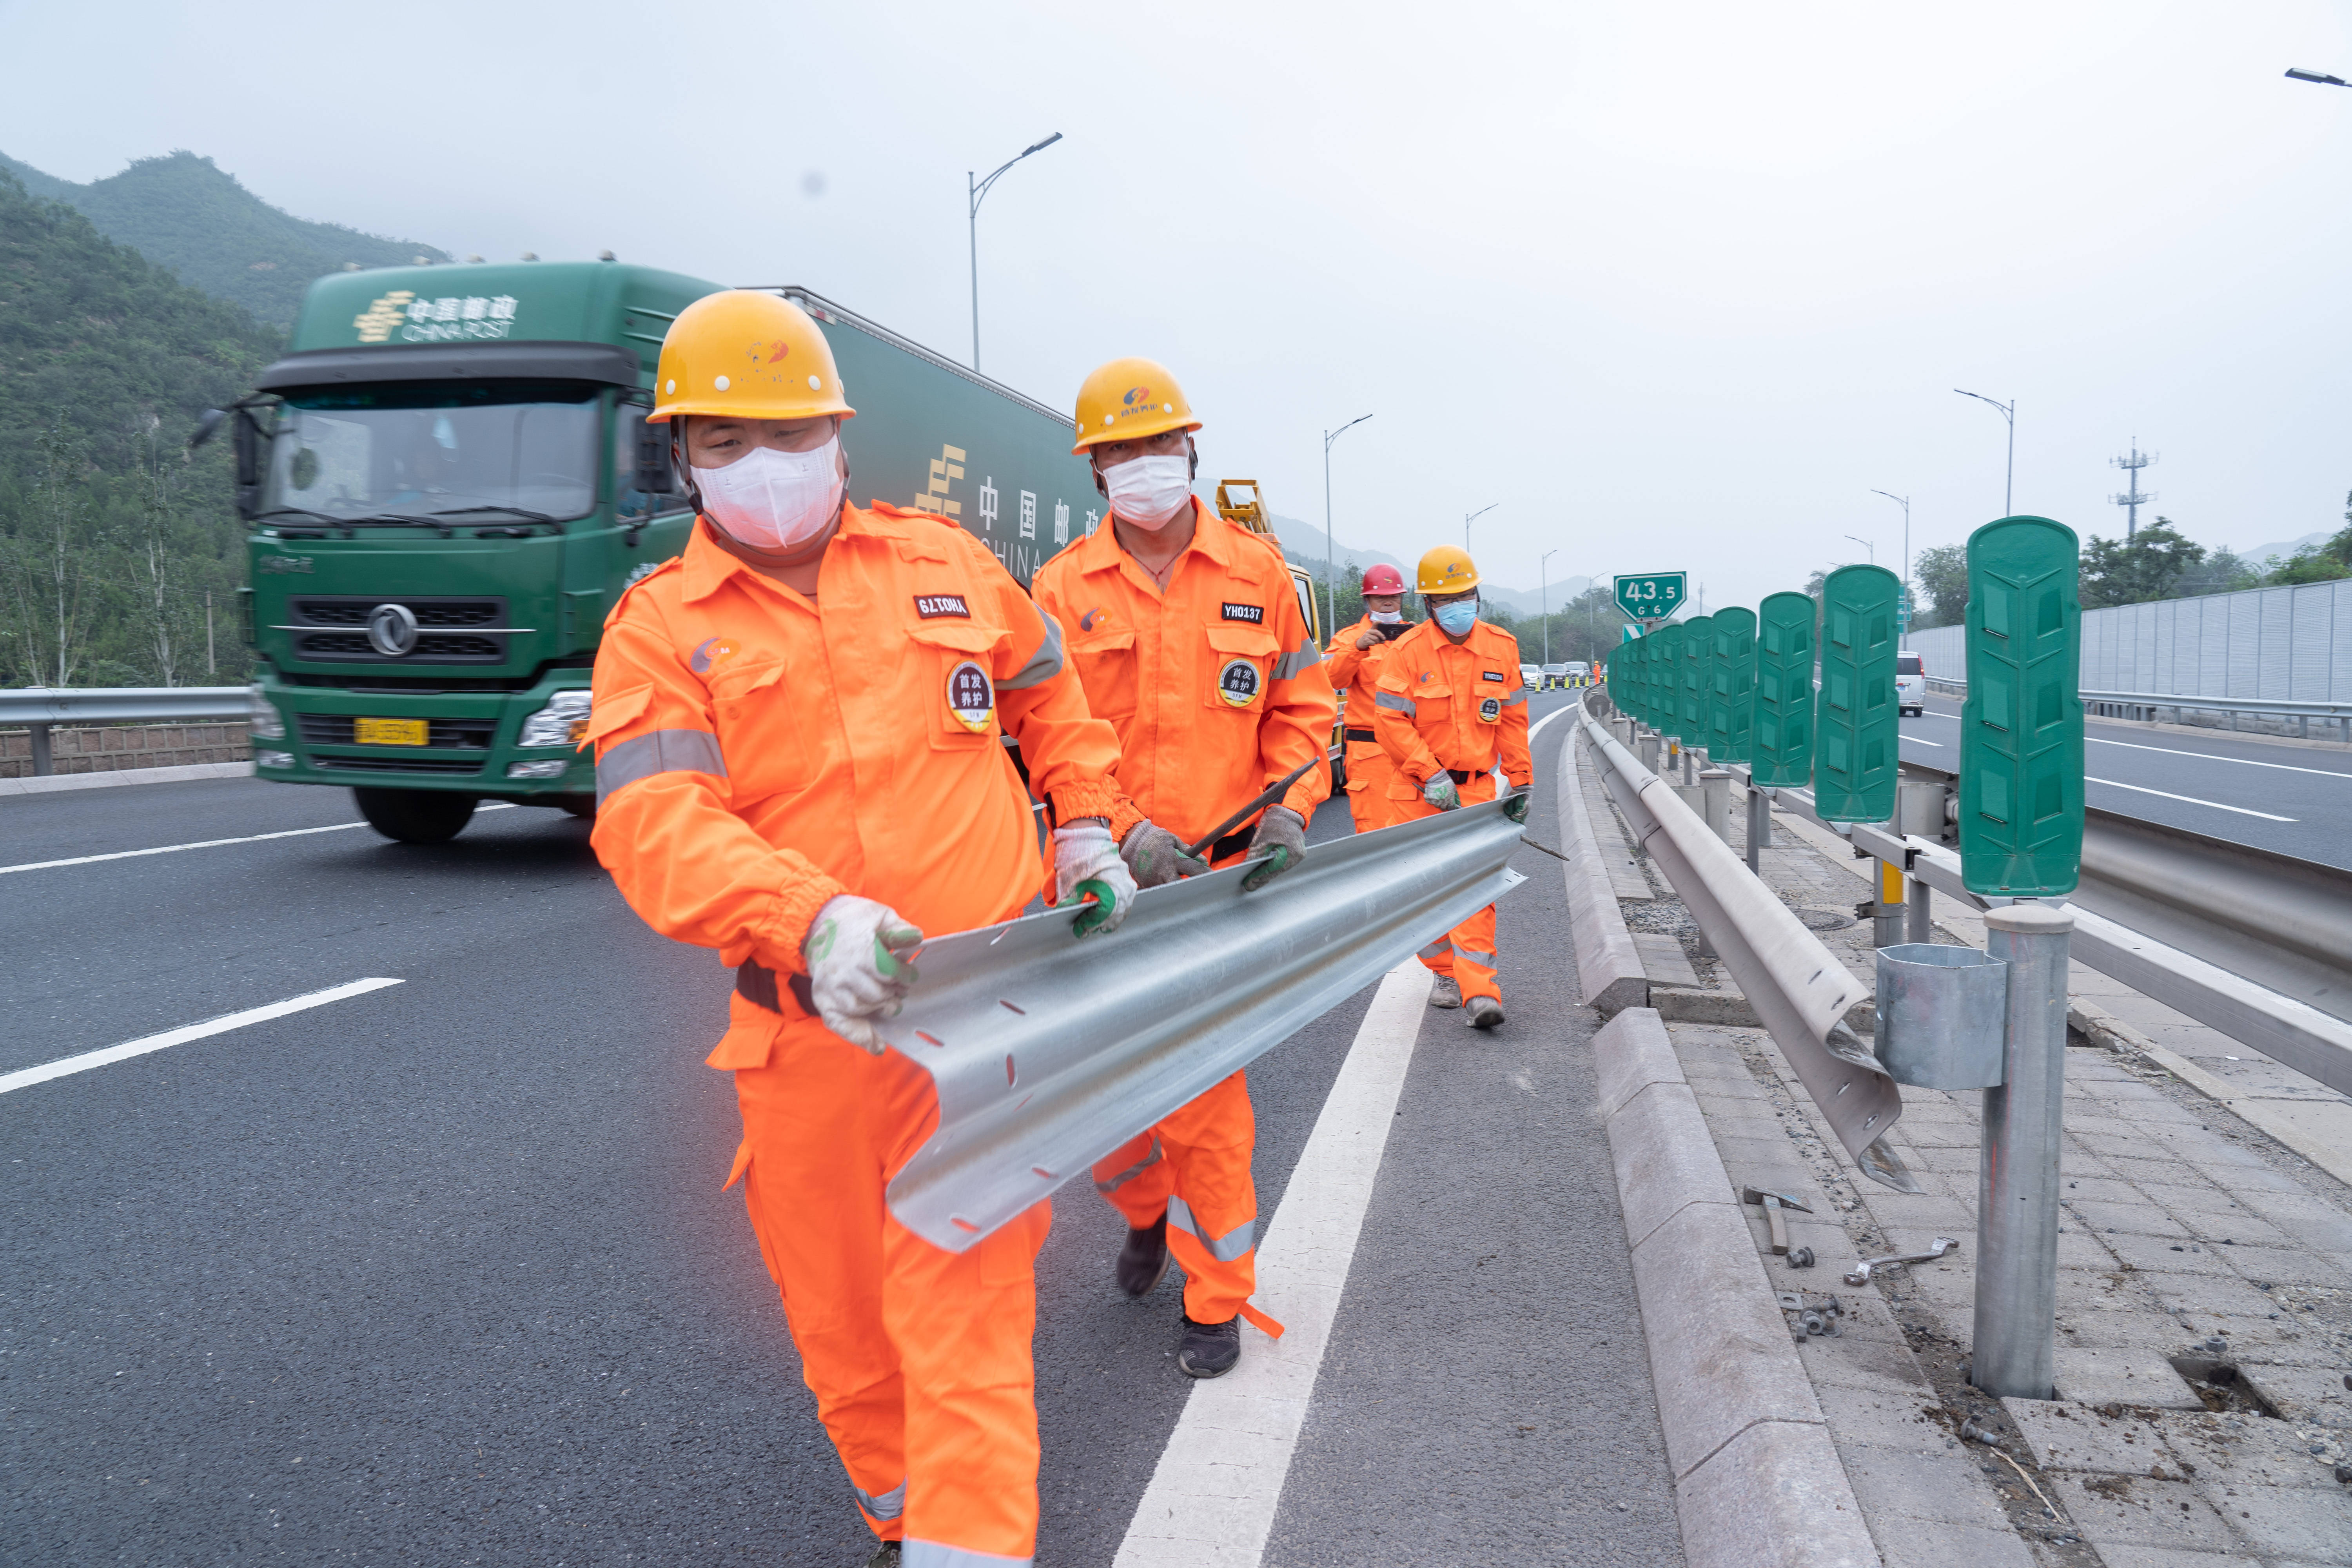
[2285,67,2349,85]
[1023,132,1065,154]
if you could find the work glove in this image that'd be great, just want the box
[1240,804,1308,893]
[1421,773,1462,812]
[1052,821,1140,938]
[1120,820,1210,888]
[1504,789,1532,824]
[802,894,924,1055]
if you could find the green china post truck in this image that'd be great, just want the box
[223,261,1118,842]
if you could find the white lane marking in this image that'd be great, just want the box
[0,978,405,1096]
[1900,736,1946,747]
[2086,777,2296,822]
[1529,702,1575,746]
[2088,735,2352,779]
[1113,961,1432,1568]
[0,802,517,876]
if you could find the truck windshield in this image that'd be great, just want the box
[266,381,601,524]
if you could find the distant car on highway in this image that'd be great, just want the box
[1897,652,1926,716]
[1541,662,1570,689]
[1520,663,1544,690]
[1566,661,1590,684]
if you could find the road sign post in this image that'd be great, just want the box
[1815,564,1902,823]
[1613,572,1688,622]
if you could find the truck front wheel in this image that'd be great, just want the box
[353,788,478,845]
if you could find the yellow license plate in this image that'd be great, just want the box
[353,717,428,746]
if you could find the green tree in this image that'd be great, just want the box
[2078,521,2205,607]
[1911,544,1967,628]
[2174,548,2258,599]
[2263,544,2349,587]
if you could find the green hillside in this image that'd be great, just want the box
[0,169,281,686]
[0,150,447,328]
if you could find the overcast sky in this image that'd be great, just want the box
[4,0,2348,606]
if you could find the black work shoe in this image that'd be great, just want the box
[1465,995,1505,1029]
[864,1541,901,1567]
[1178,1312,1242,1378]
[1117,1215,1170,1298]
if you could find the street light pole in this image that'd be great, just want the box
[1955,388,2016,517]
[1541,548,1557,666]
[1844,534,1876,565]
[967,132,1063,372]
[1464,503,1497,554]
[1323,414,1374,635]
[1871,490,1911,641]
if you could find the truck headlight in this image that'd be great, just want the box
[256,750,295,769]
[248,684,285,740]
[519,690,592,748]
[506,759,570,780]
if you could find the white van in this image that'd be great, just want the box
[1897,652,1926,716]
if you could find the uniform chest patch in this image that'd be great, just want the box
[1220,602,1265,624]
[947,660,995,732]
[1216,657,1263,708]
[914,593,972,619]
[1478,696,1503,723]
[691,637,741,674]
[1481,670,1507,682]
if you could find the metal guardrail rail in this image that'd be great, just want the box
[1922,676,2352,739]
[1575,701,1920,1192]
[884,797,1529,1250]
[2,687,253,777]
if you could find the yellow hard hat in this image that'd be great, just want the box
[1417,545,1481,593]
[648,290,854,425]
[1071,357,1200,454]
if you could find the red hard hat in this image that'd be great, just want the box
[1361,563,1406,594]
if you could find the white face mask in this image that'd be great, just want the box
[1101,454,1193,530]
[693,437,844,553]
[1369,608,1405,624]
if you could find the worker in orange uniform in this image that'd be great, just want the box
[1374,544,1533,1030]
[587,290,1140,1568]
[1031,357,1336,1381]
[1321,561,1414,833]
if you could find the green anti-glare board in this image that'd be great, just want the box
[1635,631,1657,726]
[1752,591,1816,788]
[1814,564,1901,822]
[1679,613,1712,745]
[1708,606,1757,764]
[1653,622,1685,735]
[1960,517,2085,897]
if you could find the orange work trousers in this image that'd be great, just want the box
[1342,743,1398,835]
[1091,1069,1260,1324]
[730,1003,1050,1563]
[1392,770,1502,1004]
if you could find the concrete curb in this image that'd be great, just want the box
[1593,1007,1883,1568]
[0,760,255,797]
[1557,707,1648,1015]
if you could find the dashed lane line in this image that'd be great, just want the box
[1111,960,1432,1568]
[2087,734,2352,777]
[2086,776,2295,822]
[0,802,516,876]
[0,978,406,1096]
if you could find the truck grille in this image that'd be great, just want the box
[310,757,487,776]
[283,596,512,664]
[296,715,498,749]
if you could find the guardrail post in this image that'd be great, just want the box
[1873,858,1906,948]
[1700,768,1731,843]
[1746,786,1771,873]
[1638,733,1661,773]
[29,722,53,777]
[1973,901,2074,1400]
[1906,871,1933,944]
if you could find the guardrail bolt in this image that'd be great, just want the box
[1972,900,2075,1400]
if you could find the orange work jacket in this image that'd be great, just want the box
[1032,497,1335,851]
[1323,615,1411,757]
[1372,617,1533,799]
[586,504,1124,985]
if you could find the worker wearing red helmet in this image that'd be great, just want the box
[1321,561,1414,833]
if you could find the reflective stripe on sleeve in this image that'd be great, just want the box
[1093,1136,1164,1194]
[594,728,727,806]
[1501,688,1529,706]
[852,1478,906,1522]
[1166,1194,1257,1262]
[904,1542,1032,1568]
[1374,691,1417,714]
[996,603,1066,692]
[1273,637,1321,681]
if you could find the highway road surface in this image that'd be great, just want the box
[2,691,1683,1566]
[1902,694,2352,869]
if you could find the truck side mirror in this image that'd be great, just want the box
[189,408,227,450]
[230,408,263,519]
[632,418,675,496]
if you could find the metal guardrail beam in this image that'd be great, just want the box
[1922,676,2352,729]
[883,798,1528,1251]
[1577,703,1919,1192]
[0,687,251,725]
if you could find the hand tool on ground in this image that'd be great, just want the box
[1740,1186,1813,1255]
[1842,1236,1960,1285]
[1182,748,1339,861]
